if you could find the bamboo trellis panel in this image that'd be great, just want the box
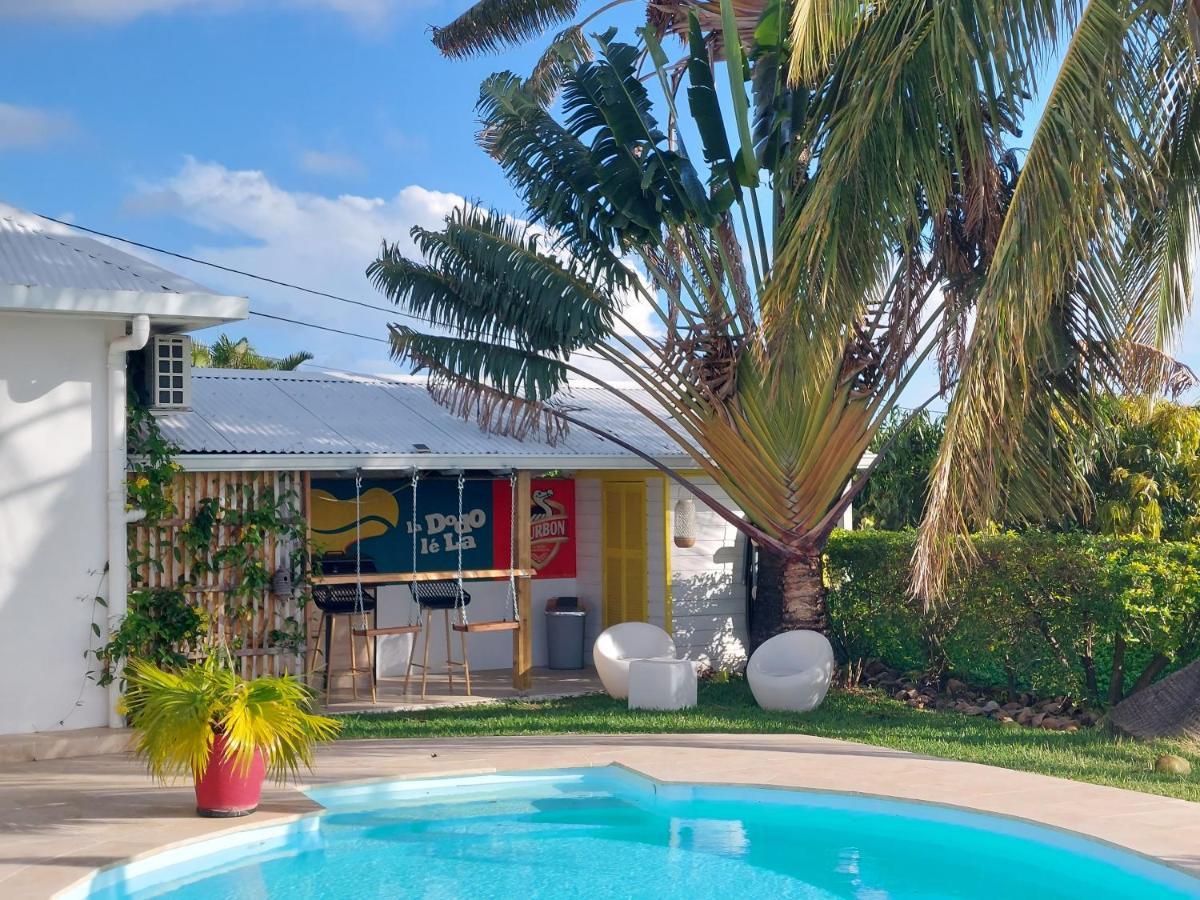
[129,470,304,679]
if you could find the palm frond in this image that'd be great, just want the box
[432,0,580,58]
[272,351,314,371]
[369,206,623,353]
[915,0,1197,599]
[527,25,593,106]
[389,326,570,407]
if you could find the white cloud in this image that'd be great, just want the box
[127,157,462,372]
[296,148,367,179]
[0,102,75,150]
[124,157,665,383]
[0,0,437,27]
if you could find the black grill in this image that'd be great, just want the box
[410,580,471,611]
[313,554,378,615]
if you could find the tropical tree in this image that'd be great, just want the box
[857,411,945,532]
[374,0,1199,646]
[1090,397,1200,541]
[192,334,314,371]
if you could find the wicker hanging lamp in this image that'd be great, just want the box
[673,498,697,548]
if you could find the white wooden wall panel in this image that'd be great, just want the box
[669,476,749,670]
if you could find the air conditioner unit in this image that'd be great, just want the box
[146,334,192,409]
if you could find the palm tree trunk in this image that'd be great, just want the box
[750,544,828,651]
[1108,657,1200,742]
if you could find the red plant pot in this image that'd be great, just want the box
[194,732,267,818]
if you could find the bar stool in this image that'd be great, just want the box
[404,581,472,698]
[306,554,378,704]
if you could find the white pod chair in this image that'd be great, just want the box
[746,630,835,713]
[593,622,677,700]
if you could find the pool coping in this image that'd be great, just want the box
[1,733,1193,898]
[60,760,1200,899]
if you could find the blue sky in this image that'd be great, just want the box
[0,0,1196,399]
[0,0,646,373]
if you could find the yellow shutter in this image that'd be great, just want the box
[601,480,648,626]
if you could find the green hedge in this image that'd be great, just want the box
[825,530,1200,705]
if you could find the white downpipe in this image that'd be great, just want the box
[107,315,150,728]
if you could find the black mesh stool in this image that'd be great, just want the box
[306,554,378,704]
[405,581,473,698]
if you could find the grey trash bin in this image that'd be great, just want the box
[545,597,587,670]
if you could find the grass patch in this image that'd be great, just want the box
[336,679,1200,803]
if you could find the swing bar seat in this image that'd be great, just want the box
[452,620,521,633]
[352,624,421,638]
[311,568,535,587]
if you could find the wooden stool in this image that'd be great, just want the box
[306,558,378,705]
[306,607,375,704]
[404,583,472,699]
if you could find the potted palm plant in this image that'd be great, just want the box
[123,655,339,817]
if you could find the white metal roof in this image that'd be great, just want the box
[162,368,696,471]
[0,203,248,329]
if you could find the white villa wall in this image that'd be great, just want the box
[0,313,115,734]
[667,476,749,669]
[575,473,749,672]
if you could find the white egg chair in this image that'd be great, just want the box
[746,630,835,713]
[593,622,677,700]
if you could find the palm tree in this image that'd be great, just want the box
[377,1,1199,645]
[431,1,761,103]
[192,335,314,371]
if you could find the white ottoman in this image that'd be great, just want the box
[628,657,697,711]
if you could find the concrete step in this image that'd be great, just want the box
[0,727,133,765]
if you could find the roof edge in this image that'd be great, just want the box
[173,451,874,473]
[0,284,249,331]
[174,452,701,473]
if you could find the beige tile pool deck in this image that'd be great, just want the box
[1,733,1198,898]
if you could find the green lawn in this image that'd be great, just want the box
[336,679,1200,803]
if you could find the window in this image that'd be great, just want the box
[147,334,191,409]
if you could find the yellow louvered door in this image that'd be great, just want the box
[602,480,648,626]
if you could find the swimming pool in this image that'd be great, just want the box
[69,766,1200,899]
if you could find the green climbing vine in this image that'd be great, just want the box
[94,392,313,686]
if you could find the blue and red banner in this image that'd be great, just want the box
[310,476,575,579]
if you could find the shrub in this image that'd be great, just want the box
[825,530,1200,705]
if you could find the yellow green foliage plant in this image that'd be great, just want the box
[123,655,339,782]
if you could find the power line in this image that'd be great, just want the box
[32,211,950,402]
[34,212,407,320]
[248,310,391,344]
[31,211,615,363]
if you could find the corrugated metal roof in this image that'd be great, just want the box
[159,368,691,465]
[0,204,220,295]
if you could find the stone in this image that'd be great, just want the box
[1016,708,1034,726]
[995,715,1016,725]
[1155,755,1192,776]
[1002,701,1023,713]
[946,678,967,695]
[982,700,1001,713]
[1031,712,1047,728]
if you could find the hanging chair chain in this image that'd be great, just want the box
[354,468,365,622]
[508,470,519,622]
[455,470,468,626]
[409,467,419,627]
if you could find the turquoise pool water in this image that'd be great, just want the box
[76,767,1200,899]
